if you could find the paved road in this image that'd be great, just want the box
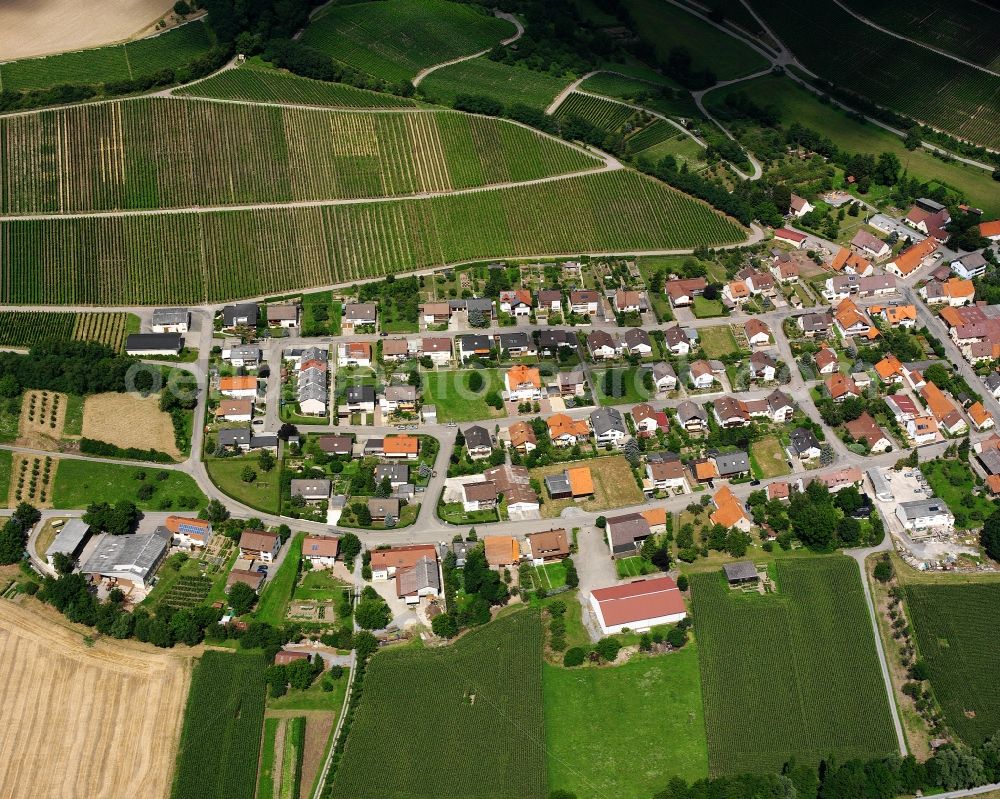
[572,522,617,641]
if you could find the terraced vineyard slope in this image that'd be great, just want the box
[905,583,1000,746]
[0,99,600,213]
[691,556,898,775]
[0,169,747,305]
[331,609,547,799]
[176,67,419,108]
[300,0,515,83]
[0,20,213,92]
[748,0,1000,149]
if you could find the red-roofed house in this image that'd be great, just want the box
[774,228,807,248]
[589,576,687,635]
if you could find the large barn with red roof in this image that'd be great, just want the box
[589,576,687,635]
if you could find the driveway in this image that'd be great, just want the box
[573,523,617,641]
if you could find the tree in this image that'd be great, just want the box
[83,500,140,535]
[352,503,372,526]
[677,574,689,592]
[468,371,484,392]
[667,626,687,648]
[228,581,256,615]
[873,556,894,583]
[981,509,1000,562]
[0,373,19,398]
[51,551,75,576]
[924,363,951,390]
[258,449,275,472]
[874,151,901,185]
[563,647,586,667]
[201,498,230,524]
[355,595,391,630]
[340,532,361,563]
[0,519,26,564]
[374,476,392,499]
[241,465,257,483]
[431,613,458,638]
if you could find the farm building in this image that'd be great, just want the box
[150,308,190,333]
[605,513,652,558]
[589,576,687,635]
[79,528,171,590]
[274,650,310,665]
[161,516,212,549]
[125,333,183,356]
[396,556,441,604]
[723,561,759,585]
[46,519,91,569]
[370,545,438,580]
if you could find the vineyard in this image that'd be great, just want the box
[301,0,515,83]
[839,0,1000,71]
[171,651,267,799]
[176,68,418,108]
[747,0,1000,149]
[691,557,897,776]
[331,609,547,799]
[0,169,746,305]
[580,71,668,101]
[555,92,637,134]
[0,20,213,93]
[0,311,131,349]
[625,119,678,152]
[420,57,572,111]
[904,583,1000,746]
[0,99,600,213]
[160,575,212,609]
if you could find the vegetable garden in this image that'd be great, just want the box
[0,311,130,349]
[171,651,267,799]
[0,20,212,93]
[0,98,599,213]
[331,609,547,799]
[300,0,516,83]
[0,169,747,304]
[176,68,418,108]
[904,583,1000,746]
[691,556,898,775]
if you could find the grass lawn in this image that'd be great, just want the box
[51,459,206,510]
[635,131,706,168]
[205,455,282,514]
[920,459,996,530]
[424,368,507,423]
[793,282,816,308]
[698,324,739,358]
[750,435,791,479]
[543,646,708,797]
[0,450,11,507]
[439,501,499,525]
[528,561,568,590]
[253,533,303,625]
[294,568,350,602]
[593,367,651,406]
[257,718,280,799]
[706,74,1000,216]
[615,555,657,578]
[530,456,643,518]
[0,395,21,443]
[692,295,725,319]
[268,672,349,713]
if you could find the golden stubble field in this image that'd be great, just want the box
[0,601,192,798]
[82,392,181,459]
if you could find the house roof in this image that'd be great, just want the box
[890,238,937,275]
[848,231,886,255]
[303,536,339,558]
[588,330,617,351]
[570,289,601,304]
[464,481,498,502]
[344,302,377,322]
[767,481,791,500]
[591,576,685,627]
[507,364,541,388]
[464,425,492,450]
[694,460,718,480]
[641,508,668,528]
[483,535,519,566]
[844,412,888,448]
[724,561,758,581]
[318,435,353,455]
[834,298,869,331]
[567,466,595,496]
[622,328,651,349]
[216,399,253,417]
[547,413,590,439]
[508,421,537,448]
[814,346,838,370]
[727,280,750,298]
[421,337,451,353]
[240,530,279,552]
[632,403,657,424]
[220,376,257,392]
[526,529,569,558]
[789,427,820,454]
[944,277,975,299]
[969,402,992,427]
[590,407,625,436]
[676,401,707,425]
[979,220,1000,238]
[921,382,958,424]
[383,435,418,456]
[875,355,903,380]
[396,556,440,596]
[882,305,916,326]
[826,373,858,399]
[745,318,770,339]
[606,513,651,548]
[648,459,685,481]
[774,227,806,243]
[371,545,437,573]
[713,451,749,475]
[367,497,401,518]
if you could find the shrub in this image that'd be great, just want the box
[563,647,586,667]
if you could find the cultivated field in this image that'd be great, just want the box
[749,0,1000,149]
[301,0,515,83]
[331,610,547,799]
[0,600,191,799]
[82,392,182,459]
[0,0,173,61]
[904,583,1000,746]
[17,389,66,450]
[177,67,418,108]
[691,556,897,775]
[555,92,636,134]
[0,311,132,350]
[420,57,572,111]
[0,99,599,213]
[543,647,708,798]
[0,19,212,92]
[0,170,746,305]
[705,74,1000,215]
[172,650,267,799]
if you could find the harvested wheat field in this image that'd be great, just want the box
[0,600,192,798]
[82,392,181,459]
[17,390,66,450]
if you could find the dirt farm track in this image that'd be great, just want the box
[0,0,171,61]
[0,600,191,799]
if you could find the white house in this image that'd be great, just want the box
[151,308,190,334]
[301,535,340,567]
[789,194,814,218]
[895,499,954,532]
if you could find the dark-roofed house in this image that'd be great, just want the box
[267,303,300,328]
[797,312,832,338]
[375,464,409,488]
[526,529,569,564]
[462,481,498,512]
[396,557,440,604]
[605,513,651,558]
[344,385,376,414]
[463,425,492,459]
[458,334,492,362]
[652,362,677,393]
[723,561,759,584]
[622,328,652,356]
[590,407,627,447]
[342,302,377,332]
[538,329,577,356]
[587,330,619,360]
[125,333,183,356]
[712,451,750,478]
[318,435,354,456]
[789,427,820,460]
[590,575,686,634]
[497,331,536,358]
[290,479,331,503]
[217,428,252,451]
[221,303,258,328]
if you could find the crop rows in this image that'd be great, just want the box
[160,575,212,609]
[301,0,515,83]
[0,98,598,213]
[172,651,266,799]
[420,57,572,111]
[625,119,677,152]
[580,72,666,101]
[0,20,212,93]
[839,0,1000,71]
[176,68,418,108]
[904,583,1000,746]
[0,311,129,349]
[749,0,1000,149]
[0,170,746,304]
[555,92,636,133]
[691,557,897,776]
[331,609,547,799]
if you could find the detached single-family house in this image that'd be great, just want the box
[646,458,689,494]
[290,479,331,503]
[605,513,652,558]
[526,529,569,564]
[221,303,258,329]
[621,328,652,356]
[420,337,452,366]
[632,402,669,437]
[590,407,627,447]
[676,400,707,432]
[163,516,212,549]
[844,412,892,452]
[504,364,543,402]
[381,385,418,414]
[219,376,257,399]
[499,289,532,317]
[267,303,300,328]
[536,290,563,317]
[749,351,777,382]
[371,545,437,581]
[538,329,577,357]
[151,308,190,334]
[556,369,587,397]
[651,362,677,393]
[342,303,377,332]
[239,530,280,562]
[497,332,536,358]
[887,238,937,278]
[458,334,492,362]
[797,312,832,338]
[463,425,493,459]
[826,373,859,402]
[614,290,644,314]
[789,427,820,460]
[849,231,890,261]
[368,497,401,522]
[689,360,716,390]
[745,319,771,347]
[814,345,839,375]
[383,435,419,460]
[664,277,707,308]
[789,194,813,217]
[338,341,372,368]
[710,485,752,532]
[420,302,451,326]
[225,344,262,368]
[547,413,590,447]
[587,330,620,360]
[712,451,750,479]
[663,326,690,356]
[216,399,253,422]
[569,289,601,316]
[508,421,537,454]
[952,252,988,280]
[344,385,376,415]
